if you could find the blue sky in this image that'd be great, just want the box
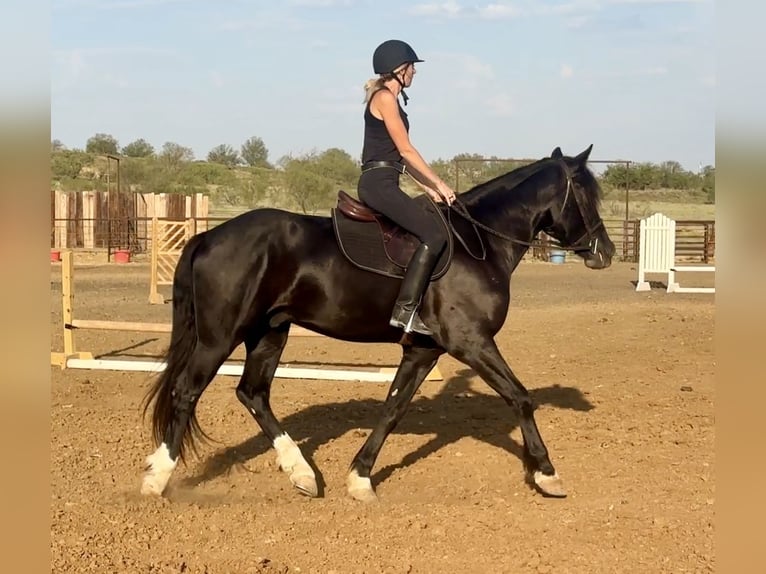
[51,0,714,171]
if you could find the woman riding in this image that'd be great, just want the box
[357,39,457,337]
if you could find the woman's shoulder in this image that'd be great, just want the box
[370,86,396,104]
[370,87,400,116]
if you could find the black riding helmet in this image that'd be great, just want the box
[373,39,424,74]
[372,40,424,105]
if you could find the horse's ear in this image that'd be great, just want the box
[551,146,563,159]
[574,144,593,165]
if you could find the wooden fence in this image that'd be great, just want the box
[51,193,715,264]
[532,218,715,263]
[50,190,209,254]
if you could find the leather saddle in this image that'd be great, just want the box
[336,190,381,224]
[331,190,453,280]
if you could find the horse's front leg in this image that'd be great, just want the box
[347,344,443,502]
[449,336,566,497]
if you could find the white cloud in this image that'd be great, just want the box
[478,2,523,19]
[408,1,463,17]
[455,53,494,79]
[61,0,194,9]
[560,64,574,79]
[607,0,707,4]
[286,0,354,6]
[219,17,314,32]
[536,1,599,16]
[401,0,711,22]
[700,74,715,87]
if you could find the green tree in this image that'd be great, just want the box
[241,136,270,168]
[85,133,119,155]
[122,138,155,158]
[159,142,195,171]
[51,149,91,179]
[207,144,241,167]
[448,153,531,190]
[283,156,334,214]
[120,157,152,190]
[701,165,715,203]
[51,139,65,152]
[180,161,238,186]
[602,163,651,190]
[314,147,359,186]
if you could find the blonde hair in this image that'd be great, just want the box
[363,62,410,103]
[363,75,389,104]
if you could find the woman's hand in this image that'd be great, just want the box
[436,181,457,205]
[426,188,444,203]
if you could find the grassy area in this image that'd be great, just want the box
[601,187,714,221]
[210,188,716,222]
[602,199,715,221]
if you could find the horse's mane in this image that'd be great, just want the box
[459,154,604,211]
[459,156,558,206]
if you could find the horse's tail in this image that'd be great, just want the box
[142,233,208,462]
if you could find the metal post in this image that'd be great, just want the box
[624,160,631,222]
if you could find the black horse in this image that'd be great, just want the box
[140,144,616,502]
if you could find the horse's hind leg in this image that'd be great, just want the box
[141,341,230,496]
[347,345,442,502]
[235,325,318,497]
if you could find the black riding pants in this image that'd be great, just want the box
[357,168,448,255]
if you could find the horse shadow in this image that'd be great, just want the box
[177,368,594,495]
[96,338,160,359]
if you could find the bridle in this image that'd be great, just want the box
[553,160,606,255]
[438,159,604,257]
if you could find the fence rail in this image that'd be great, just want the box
[50,190,209,258]
[531,218,714,263]
[52,212,715,264]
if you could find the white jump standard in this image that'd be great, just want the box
[635,212,715,294]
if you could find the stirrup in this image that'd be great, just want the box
[389,309,433,336]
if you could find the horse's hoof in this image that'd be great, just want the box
[533,471,567,498]
[140,476,164,496]
[347,470,378,503]
[140,444,176,496]
[349,487,379,503]
[290,473,318,497]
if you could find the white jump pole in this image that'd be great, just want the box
[51,250,442,383]
[66,358,399,383]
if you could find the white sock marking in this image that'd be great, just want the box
[141,443,177,495]
[347,468,372,492]
[273,433,313,476]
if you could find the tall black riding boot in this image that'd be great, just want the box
[389,243,440,336]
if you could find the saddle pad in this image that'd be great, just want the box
[331,209,452,280]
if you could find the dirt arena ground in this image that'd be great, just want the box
[50,255,715,573]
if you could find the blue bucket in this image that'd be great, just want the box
[549,250,566,264]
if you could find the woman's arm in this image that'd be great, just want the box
[371,89,456,204]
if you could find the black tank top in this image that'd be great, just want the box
[361,88,409,164]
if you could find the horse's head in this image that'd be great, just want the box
[542,145,615,269]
